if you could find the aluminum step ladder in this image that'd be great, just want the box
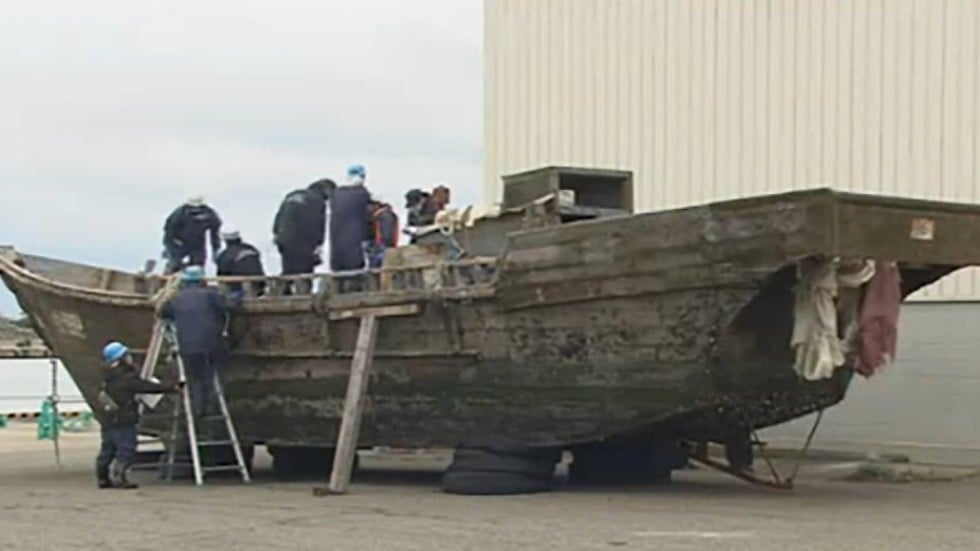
[134,321,250,486]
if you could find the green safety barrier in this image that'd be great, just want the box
[36,398,62,441]
[63,412,95,433]
[0,415,6,428]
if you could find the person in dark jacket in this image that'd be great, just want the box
[329,165,372,273]
[273,178,336,293]
[215,229,265,299]
[404,189,431,227]
[365,199,399,268]
[163,196,222,274]
[96,341,179,489]
[159,265,229,418]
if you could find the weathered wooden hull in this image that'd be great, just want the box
[3,189,977,449]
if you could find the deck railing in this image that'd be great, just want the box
[142,257,500,300]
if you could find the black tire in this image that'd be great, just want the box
[458,436,562,463]
[442,470,552,495]
[449,448,556,479]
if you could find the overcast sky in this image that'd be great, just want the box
[0,0,483,316]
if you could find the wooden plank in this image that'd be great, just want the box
[139,319,166,379]
[315,314,378,496]
[98,269,114,290]
[328,303,420,321]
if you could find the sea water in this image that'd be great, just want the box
[0,359,86,414]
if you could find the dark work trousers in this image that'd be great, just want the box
[95,424,137,482]
[166,245,207,274]
[278,244,317,294]
[181,352,221,417]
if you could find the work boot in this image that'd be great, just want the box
[111,465,139,490]
[113,473,139,490]
[97,479,113,489]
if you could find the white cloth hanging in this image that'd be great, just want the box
[791,258,876,380]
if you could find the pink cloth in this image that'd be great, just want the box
[855,260,902,377]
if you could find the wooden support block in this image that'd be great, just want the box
[328,303,420,321]
[317,314,378,496]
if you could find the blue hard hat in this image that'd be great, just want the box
[347,164,366,178]
[102,341,129,364]
[182,265,205,282]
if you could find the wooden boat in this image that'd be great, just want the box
[3,170,980,480]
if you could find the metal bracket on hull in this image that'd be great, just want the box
[686,409,825,490]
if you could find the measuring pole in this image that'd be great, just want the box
[49,357,61,468]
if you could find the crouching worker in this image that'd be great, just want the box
[96,341,179,489]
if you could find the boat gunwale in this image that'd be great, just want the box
[0,249,499,310]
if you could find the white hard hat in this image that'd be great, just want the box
[187,195,205,207]
[221,228,241,240]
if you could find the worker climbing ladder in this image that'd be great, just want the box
[134,321,250,486]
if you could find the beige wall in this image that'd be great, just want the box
[485,0,980,299]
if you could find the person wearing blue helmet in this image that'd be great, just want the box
[95,341,179,489]
[330,164,372,278]
[160,265,229,419]
[346,164,366,186]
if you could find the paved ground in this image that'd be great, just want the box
[1,423,979,551]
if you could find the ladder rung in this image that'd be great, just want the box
[198,440,235,447]
[198,415,227,422]
[201,465,244,473]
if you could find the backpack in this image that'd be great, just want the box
[97,381,120,415]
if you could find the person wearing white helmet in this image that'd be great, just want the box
[162,195,223,274]
[216,227,265,298]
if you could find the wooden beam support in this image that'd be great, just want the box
[314,314,379,496]
[328,303,420,321]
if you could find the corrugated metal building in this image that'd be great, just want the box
[484,0,980,300]
[484,0,980,463]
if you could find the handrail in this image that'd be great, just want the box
[207,257,501,300]
[0,247,500,304]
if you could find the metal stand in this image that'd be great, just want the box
[686,410,826,490]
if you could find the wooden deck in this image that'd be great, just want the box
[0,345,53,360]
